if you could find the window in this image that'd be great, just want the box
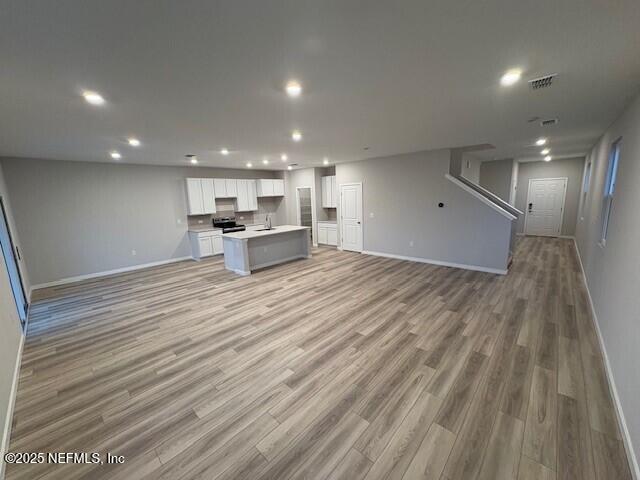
[601,139,621,244]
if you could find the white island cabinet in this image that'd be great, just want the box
[222,225,311,275]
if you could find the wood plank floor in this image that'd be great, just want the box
[6,237,632,480]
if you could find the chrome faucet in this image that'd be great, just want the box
[265,213,272,230]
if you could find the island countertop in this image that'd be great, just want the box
[222,225,310,240]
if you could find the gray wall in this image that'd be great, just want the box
[479,158,514,202]
[514,156,585,236]
[460,153,481,183]
[285,168,317,244]
[0,158,286,287]
[336,149,512,271]
[0,166,23,475]
[575,92,640,470]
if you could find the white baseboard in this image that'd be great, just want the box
[29,256,193,293]
[572,239,639,479]
[0,330,25,479]
[516,232,575,240]
[361,250,508,275]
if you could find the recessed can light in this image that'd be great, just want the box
[287,165,293,170]
[220,148,229,155]
[128,138,140,147]
[262,158,269,165]
[246,162,253,168]
[291,130,302,142]
[544,155,552,162]
[541,148,550,155]
[500,69,522,86]
[323,158,329,165]
[83,91,105,105]
[110,151,121,159]
[281,154,288,161]
[285,80,302,97]
[190,157,198,164]
[535,138,547,146]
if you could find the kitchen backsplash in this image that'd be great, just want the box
[187,197,283,227]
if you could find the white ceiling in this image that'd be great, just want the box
[1,0,639,170]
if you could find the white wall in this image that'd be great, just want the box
[0,158,285,287]
[336,149,513,272]
[575,93,640,473]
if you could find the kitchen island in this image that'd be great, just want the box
[222,225,311,275]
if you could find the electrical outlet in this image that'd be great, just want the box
[369,212,374,218]
[239,216,245,220]
[176,218,182,225]
[409,240,414,247]
[131,250,137,256]
[198,219,203,224]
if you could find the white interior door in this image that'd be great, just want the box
[340,183,363,252]
[524,177,567,237]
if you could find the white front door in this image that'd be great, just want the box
[524,177,567,237]
[340,183,363,252]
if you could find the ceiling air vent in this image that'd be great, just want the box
[528,73,557,90]
[540,118,558,127]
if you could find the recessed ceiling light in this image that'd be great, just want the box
[262,158,269,165]
[291,130,302,142]
[535,138,547,146]
[110,151,121,160]
[323,158,329,165]
[287,165,293,170]
[190,157,198,164]
[541,148,550,155]
[128,138,140,147]
[500,69,522,86]
[220,148,229,155]
[281,154,288,161]
[544,155,552,162]
[285,80,302,97]
[83,91,105,105]
[246,162,253,168]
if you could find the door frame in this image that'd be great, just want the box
[295,186,316,246]
[0,196,28,326]
[338,182,363,252]
[523,177,568,237]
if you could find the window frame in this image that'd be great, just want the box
[600,138,622,246]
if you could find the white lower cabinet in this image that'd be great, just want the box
[189,230,224,260]
[317,222,338,246]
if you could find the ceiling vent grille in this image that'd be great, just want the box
[528,73,557,90]
[540,118,558,126]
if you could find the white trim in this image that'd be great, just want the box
[361,250,508,275]
[524,177,568,236]
[445,174,517,220]
[572,238,640,479]
[29,256,193,291]
[1,330,25,479]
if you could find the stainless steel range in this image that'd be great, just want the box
[213,216,245,233]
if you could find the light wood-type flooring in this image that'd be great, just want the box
[6,237,632,479]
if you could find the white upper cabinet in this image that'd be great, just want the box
[273,179,285,196]
[321,175,337,208]
[236,179,258,211]
[256,179,285,197]
[225,179,238,197]
[213,178,238,198]
[186,178,216,215]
